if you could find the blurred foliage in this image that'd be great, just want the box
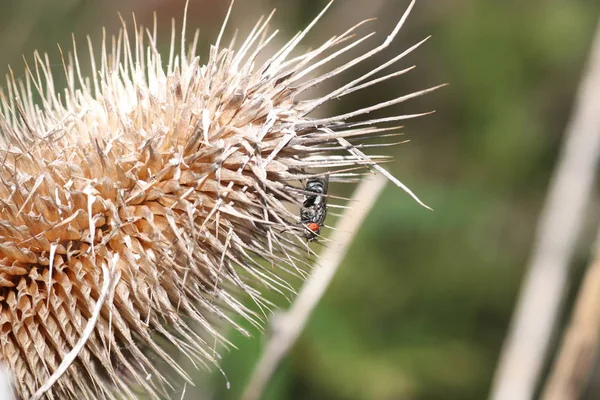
[2,0,600,399]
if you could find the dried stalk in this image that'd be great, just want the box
[489,14,600,400]
[241,173,388,400]
[540,222,600,400]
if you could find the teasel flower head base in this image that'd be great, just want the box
[0,0,441,398]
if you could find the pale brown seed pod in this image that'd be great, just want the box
[0,0,440,398]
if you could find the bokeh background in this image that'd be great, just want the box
[2,0,600,399]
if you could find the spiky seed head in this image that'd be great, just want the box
[0,1,438,398]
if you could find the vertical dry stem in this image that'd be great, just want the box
[540,223,600,400]
[489,14,600,400]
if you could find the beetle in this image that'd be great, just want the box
[300,175,329,241]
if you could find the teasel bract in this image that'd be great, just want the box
[0,0,441,398]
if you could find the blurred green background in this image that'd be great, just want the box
[2,0,600,399]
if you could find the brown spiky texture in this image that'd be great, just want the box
[0,0,439,398]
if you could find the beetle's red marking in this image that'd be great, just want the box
[307,222,320,232]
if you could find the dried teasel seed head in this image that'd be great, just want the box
[0,0,440,398]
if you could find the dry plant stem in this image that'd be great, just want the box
[540,223,600,400]
[489,15,600,400]
[241,174,388,400]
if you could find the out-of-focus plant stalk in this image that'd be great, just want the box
[489,14,600,400]
[242,174,388,400]
[541,223,600,400]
